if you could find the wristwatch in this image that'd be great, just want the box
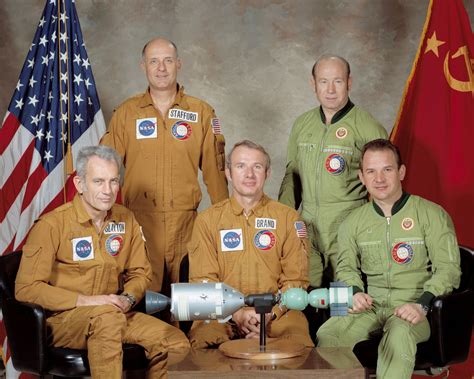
[122,293,136,307]
[420,304,430,315]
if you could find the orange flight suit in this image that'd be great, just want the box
[15,194,189,378]
[101,85,229,291]
[188,195,314,348]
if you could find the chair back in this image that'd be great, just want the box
[459,246,474,292]
[0,251,22,301]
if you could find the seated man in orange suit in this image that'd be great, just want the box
[187,140,315,348]
[15,145,190,378]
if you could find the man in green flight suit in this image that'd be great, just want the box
[317,139,461,379]
[279,55,388,287]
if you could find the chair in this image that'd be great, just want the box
[0,251,149,378]
[353,245,474,376]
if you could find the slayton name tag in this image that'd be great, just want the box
[168,109,198,123]
[104,222,126,234]
[220,228,244,252]
[72,236,94,261]
[255,218,277,229]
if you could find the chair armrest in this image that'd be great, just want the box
[2,297,48,375]
[428,289,474,366]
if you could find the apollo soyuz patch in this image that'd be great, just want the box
[391,242,414,264]
[105,235,123,256]
[136,118,157,139]
[104,222,125,234]
[336,127,348,139]
[72,236,94,261]
[325,153,346,175]
[168,108,198,123]
[294,221,308,238]
[172,121,192,140]
[255,218,277,230]
[401,217,414,231]
[220,229,244,252]
[211,118,222,135]
[254,230,276,250]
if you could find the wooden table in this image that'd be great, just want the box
[168,347,366,378]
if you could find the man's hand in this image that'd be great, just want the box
[394,303,427,325]
[232,308,272,338]
[76,294,131,313]
[349,292,374,313]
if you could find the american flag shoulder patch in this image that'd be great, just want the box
[211,117,222,135]
[294,221,308,238]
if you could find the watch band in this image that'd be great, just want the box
[420,304,430,315]
[122,293,136,307]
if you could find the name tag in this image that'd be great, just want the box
[255,218,277,229]
[220,229,244,252]
[168,108,198,123]
[72,236,94,261]
[104,222,125,234]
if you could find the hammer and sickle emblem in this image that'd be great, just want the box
[443,46,474,94]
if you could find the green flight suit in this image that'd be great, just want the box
[279,102,387,286]
[317,194,461,379]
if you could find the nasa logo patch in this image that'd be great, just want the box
[105,235,123,256]
[220,229,244,252]
[136,118,157,139]
[172,121,192,140]
[401,217,414,231]
[325,154,345,175]
[336,127,348,139]
[254,230,276,250]
[391,242,414,264]
[72,236,94,261]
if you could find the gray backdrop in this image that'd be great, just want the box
[1,0,473,209]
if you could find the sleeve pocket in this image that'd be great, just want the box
[214,134,226,171]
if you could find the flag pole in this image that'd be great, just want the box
[58,0,68,202]
[63,0,74,176]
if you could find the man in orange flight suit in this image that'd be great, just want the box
[188,140,314,348]
[15,146,189,379]
[101,38,228,292]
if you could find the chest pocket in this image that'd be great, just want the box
[390,238,427,269]
[322,145,354,177]
[296,142,318,174]
[359,241,384,274]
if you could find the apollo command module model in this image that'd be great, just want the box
[146,281,353,358]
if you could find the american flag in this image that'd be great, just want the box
[294,221,308,238]
[211,117,222,135]
[0,0,105,376]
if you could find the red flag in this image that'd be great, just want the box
[0,0,106,376]
[391,0,474,248]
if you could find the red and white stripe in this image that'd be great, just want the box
[0,110,106,256]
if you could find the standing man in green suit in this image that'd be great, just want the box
[279,55,387,287]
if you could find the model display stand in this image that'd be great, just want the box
[219,338,306,359]
[219,293,307,360]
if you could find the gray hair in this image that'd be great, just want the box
[226,140,271,171]
[312,54,351,78]
[76,145,123,181]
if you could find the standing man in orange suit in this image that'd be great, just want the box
[101,38,228,292]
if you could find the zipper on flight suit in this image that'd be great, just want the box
[385,217,392,306]
[315,125,330,208]
[242,212,251,292]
